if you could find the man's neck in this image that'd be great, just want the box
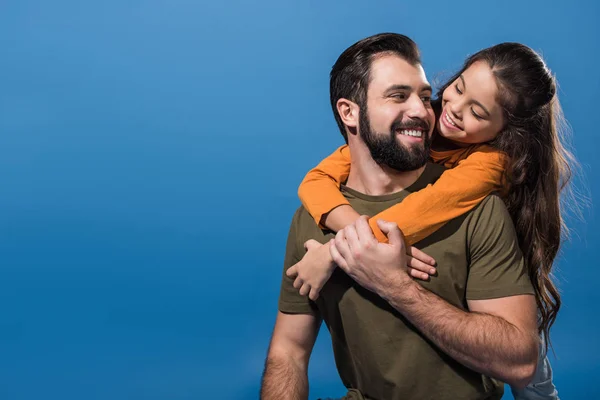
[345,142,426,196]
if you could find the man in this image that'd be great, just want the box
[261,33,539,400]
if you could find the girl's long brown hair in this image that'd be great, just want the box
[436,43,576,350]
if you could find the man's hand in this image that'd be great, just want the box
[287,218,436,301]
[329,216,435,295]
[286,240,336,301]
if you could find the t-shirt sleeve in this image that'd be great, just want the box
[297,145,352,228]
[466,195,534,300]
[278,209,320,315]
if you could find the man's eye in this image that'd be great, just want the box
[392,93,407,100]
[421,96,431,103]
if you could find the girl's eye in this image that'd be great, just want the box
[471,109,483,120]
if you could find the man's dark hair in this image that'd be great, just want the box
[330,33,421,142]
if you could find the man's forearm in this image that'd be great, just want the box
[260,354,308,400]
[380,279,538,388]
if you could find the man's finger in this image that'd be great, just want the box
[408,246,436,266]
[343,224,360,255]
[335,230,353,262]
[355,216,377,246]
[376,219,405,247]
[330,239,350,272]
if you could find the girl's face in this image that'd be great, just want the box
[438,61,506,146]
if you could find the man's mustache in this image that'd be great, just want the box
[391,119,430,132]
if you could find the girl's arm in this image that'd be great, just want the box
[298,145,360,230]
[298,145,507,245]
[369,148,507,245]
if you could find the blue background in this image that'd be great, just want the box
[1,1,598,399]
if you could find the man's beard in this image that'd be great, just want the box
[359,106,431,172]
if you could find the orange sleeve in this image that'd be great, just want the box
[369,148,508,245]
[298,145,352,227]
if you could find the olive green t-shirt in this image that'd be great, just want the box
[278,163,534,400]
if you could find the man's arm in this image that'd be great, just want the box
[380,279,538,389]
[261,312,321,400]
[329,215,538,389]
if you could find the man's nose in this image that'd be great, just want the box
[405,94,429,120]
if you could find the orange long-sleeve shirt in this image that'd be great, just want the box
[298,144,508,245]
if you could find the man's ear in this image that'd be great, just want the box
[336,98,359,129]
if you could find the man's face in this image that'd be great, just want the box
[359,54,436,172]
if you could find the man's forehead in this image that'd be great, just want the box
[369,54,430,90]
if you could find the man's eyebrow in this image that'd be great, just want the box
[384,85,412,94]
[460,74,491,117]
[384,84,432,94]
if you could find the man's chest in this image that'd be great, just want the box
[300,210,473,311]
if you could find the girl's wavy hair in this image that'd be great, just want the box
[434,43,577,351]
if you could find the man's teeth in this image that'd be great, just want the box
[399,130,423,137]
[444,112,457,127]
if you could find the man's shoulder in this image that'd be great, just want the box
[289,205,331,243]
[290,205,312,225]
[466,193,517,238]
[471,193,510,219]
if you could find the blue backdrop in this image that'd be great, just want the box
[1,1,598,399]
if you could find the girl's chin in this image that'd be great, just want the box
[437,125,452,139]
